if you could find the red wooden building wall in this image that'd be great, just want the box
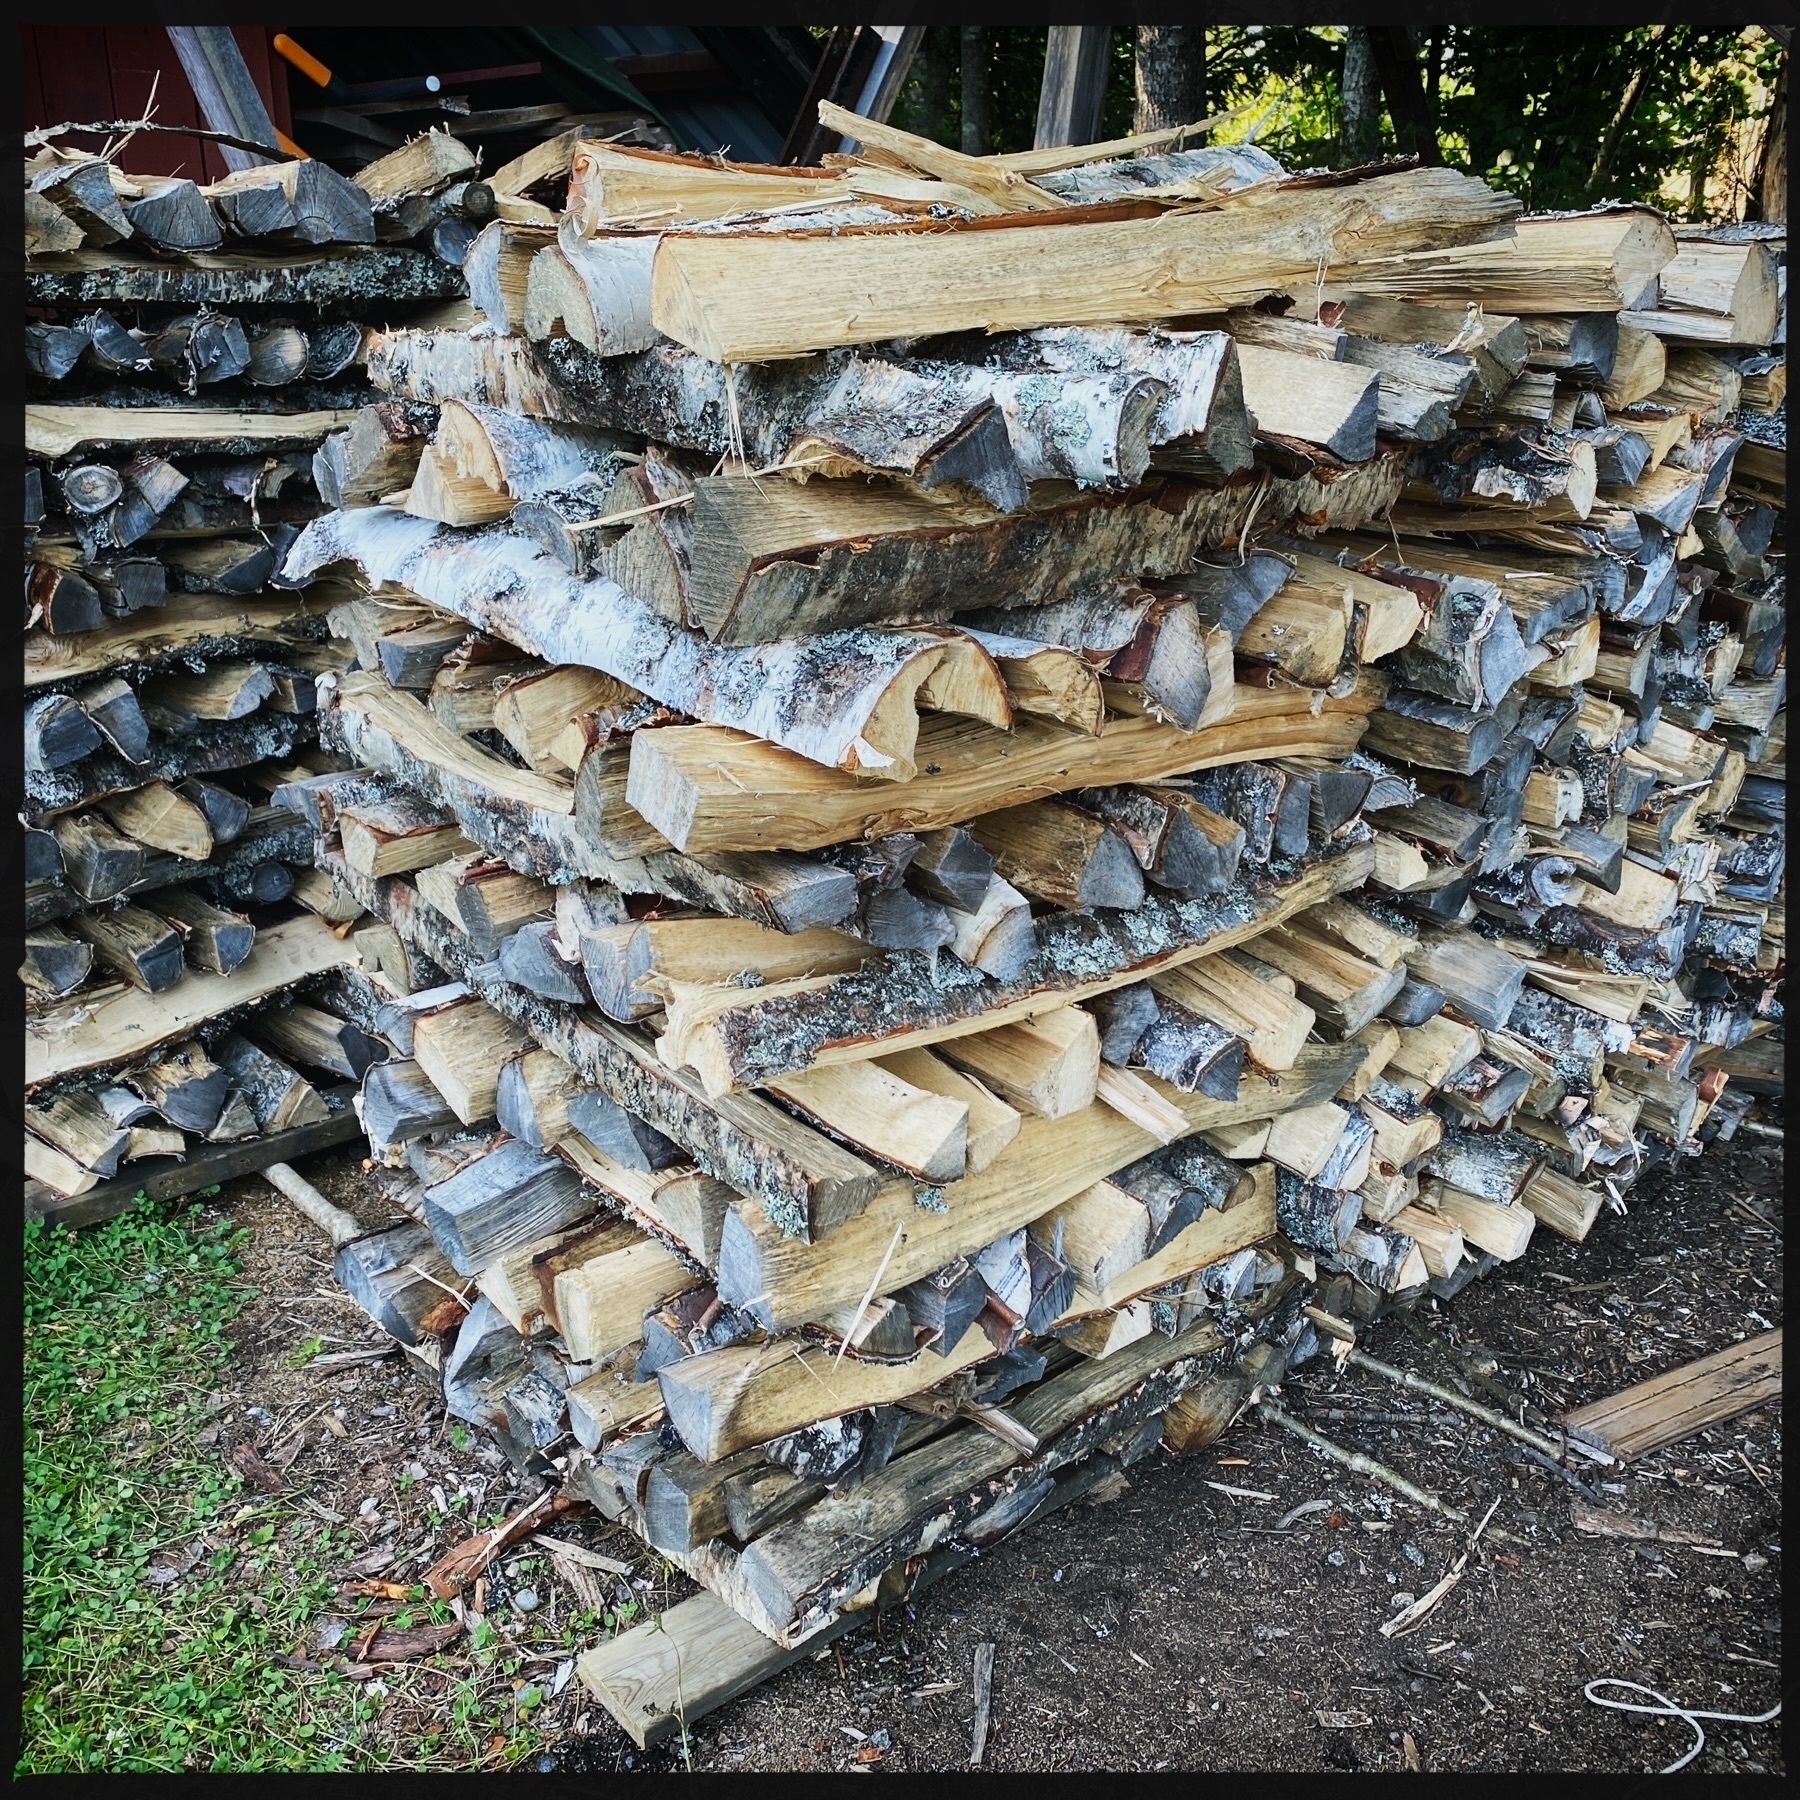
[22,25,294,181]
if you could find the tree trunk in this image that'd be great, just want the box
[1367,26,1440,165]
[1341,27,1382,166]
[1133,26,1205,135]
[960,28,991,155]
[913,26,957,147]
[1759,52,1786,224]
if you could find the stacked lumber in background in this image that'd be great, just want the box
[21,132,525,1218]
[32,108,1783,1723]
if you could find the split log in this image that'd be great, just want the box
[69,904,185,992]
[26,690,116,779]
[646,165,1519,361]
[624,680,1381,856]
[1253,920,1407,1035]
[22,926,94,998]
[967,800,1145,912]
[151,888,256,975]
[655,840,1375,1095]
[408,401,626,528]
[544,1221,700,1364]
[126,1042,231,1132]
[98,781,214,861]
[874,1050,1020,1175]
[203,159,375,246]
[943,875,1039,982]
[30,156,131,244]
[1225,342,1378,461]
[1329,293,1527,400]
[677,471,1254,647]
[25,1091,131,1179]
[765,1061,970,1184]
[1128,999,1246,1102]
[138,661,274,728]
[526,228,661,356]
[495,1048,587,1153]
[27,565,104,635]
[409,998,528,1123]
[249,1001,383,1083]
[905,826,996,913]
[47,817,133,900]
[565,1091,685,1178]
[213,1034,329,1132]
[578,917,867,1025]
[1626,238,1783,344]
[424,1139,595,1277]
[1086,980,1160,1067]
[1337,207,1675,314]
[1339,335,1476,439]
[361,1058,459,1160]
[938,1009,1100,1122]
[1149,953,1316,1074]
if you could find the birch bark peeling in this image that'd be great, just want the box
[646,167,1519,361]
[286,508,986,780]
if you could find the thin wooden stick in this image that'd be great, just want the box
[264,1160,361,1246]
[1255,1398,1470,1523]
[1392,1305,1548,1429]
[1346,1346,1616,1472]
[25,115,296,163]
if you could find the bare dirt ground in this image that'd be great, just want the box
[196,1131,1783,1774]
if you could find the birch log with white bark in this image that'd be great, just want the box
[285,507,1006,780]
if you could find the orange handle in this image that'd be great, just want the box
[272,32,332,89]
[274,128,310,162]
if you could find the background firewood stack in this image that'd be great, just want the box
[26,110,1785,1684]
[22,130,519,1209]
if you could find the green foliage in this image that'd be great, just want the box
[21,1201,352,1771]
[886,25,1781,218]
[1438,26,1782,214]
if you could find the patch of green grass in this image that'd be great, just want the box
[21,1199,352,1773]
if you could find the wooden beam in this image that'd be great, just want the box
[24,1084,362,1231]
[1035,27,1113,150]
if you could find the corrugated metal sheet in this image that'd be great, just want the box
[573,25,788,161]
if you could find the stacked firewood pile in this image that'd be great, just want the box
[20,129,565,1210]
[29,105,1785,1722]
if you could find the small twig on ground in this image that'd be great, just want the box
[1392,1307,1551,1430]
[1347,1346,1616,1479]
[1256,1400,1526,1545]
